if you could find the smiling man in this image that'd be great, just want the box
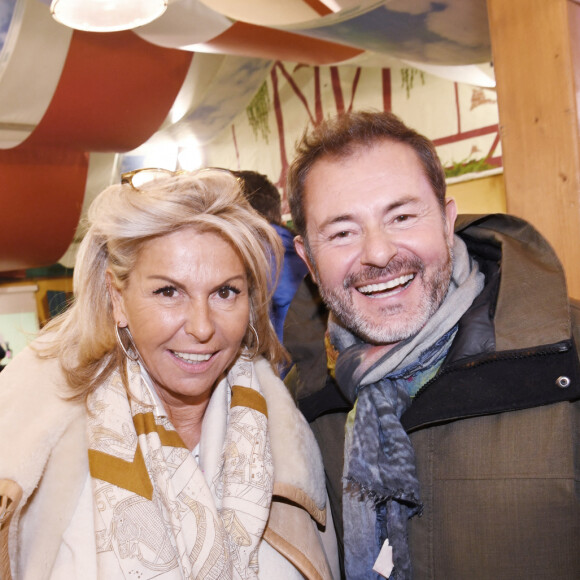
[296,138,455,347]
[284,111,580,580]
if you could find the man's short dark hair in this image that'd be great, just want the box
[287,110,447,239]
[233,170,282,225]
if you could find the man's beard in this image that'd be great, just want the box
[316,244,454,346]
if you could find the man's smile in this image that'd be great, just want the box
[356,273,415,296]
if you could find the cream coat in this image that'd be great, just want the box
[0,348,338,580]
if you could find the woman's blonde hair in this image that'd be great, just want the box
[38,169,285,399]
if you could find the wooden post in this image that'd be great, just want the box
[487,0,580,299]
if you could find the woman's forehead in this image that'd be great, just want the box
[131,228,246,280]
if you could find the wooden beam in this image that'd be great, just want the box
[487,0,580,298]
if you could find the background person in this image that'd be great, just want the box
[0,169,338,579]
[0,333,6,372]
[284,110,580,579]
[233,170,308,345]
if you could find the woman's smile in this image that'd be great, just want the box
[171,350,212,363]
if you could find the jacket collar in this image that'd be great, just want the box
[456,214,572,352]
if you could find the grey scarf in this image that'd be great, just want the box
[330,236,485,579]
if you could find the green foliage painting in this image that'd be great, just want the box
[401,68,425,99]
[246,82,271,143]
[445,157,495,178]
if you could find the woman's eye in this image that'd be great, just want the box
[153,286,176,298]
[217,285,240,299]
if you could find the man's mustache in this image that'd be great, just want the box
[343,256,424,289]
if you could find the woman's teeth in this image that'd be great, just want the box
[357,273,415,295]
[173,351,212,362]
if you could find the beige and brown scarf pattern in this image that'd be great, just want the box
[87,357,273,579]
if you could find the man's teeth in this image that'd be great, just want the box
[358,273,415,294]
[173,351,212,362]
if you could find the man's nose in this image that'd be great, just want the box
[184,300,215,342]
[360,228,397,268]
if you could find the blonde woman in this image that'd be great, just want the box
[0,169,338,579]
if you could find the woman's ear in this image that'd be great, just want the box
[106,271,127,326]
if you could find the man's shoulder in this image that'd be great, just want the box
[455,213,552,248]
[455,212,528,233]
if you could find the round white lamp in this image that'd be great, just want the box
[50,0,168,32]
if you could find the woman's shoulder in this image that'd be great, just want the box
[0,340,86,497]
[0,340,66,393]
[0,340,83,438]
[253,358,326,512]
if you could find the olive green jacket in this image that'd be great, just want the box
[285,214,580,579]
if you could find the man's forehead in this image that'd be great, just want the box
[301,140,445,232]
[313,139,388,167]
[304,140,427,197]
[307,139,423,176]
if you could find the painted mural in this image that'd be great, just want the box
[200,59,500,214]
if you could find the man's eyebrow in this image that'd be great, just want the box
[318,214,355,231]
[318,196,418,231]
[385,196,417,212]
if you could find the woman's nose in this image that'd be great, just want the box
[360,228,398,268]
[184,300,215,342]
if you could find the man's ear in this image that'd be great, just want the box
[106,271,127,326]
[294,235,318,283]
[444,197,458,244]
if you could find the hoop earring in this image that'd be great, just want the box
[115,324,139,362]
[243,323,260,361]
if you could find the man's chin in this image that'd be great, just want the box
[336,302,433,345]
[320,286,429,344]
[352,321,420,346]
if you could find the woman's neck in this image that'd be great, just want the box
[164,401,209,451]
[140,364,215,451]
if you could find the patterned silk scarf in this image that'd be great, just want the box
[87,356,274,579]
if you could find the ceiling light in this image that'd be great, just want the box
[178,144,204,172]
[50,0,168,33]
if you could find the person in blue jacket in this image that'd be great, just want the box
[234,170,308,348]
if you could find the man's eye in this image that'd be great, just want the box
[394,215,409,223]
[217,285,240,299]
[153,286,176,298]
[330,230,351,240]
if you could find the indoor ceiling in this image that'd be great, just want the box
[0,0,493,274]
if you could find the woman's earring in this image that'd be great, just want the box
[115,323,139,361]
[243,323,260,361]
